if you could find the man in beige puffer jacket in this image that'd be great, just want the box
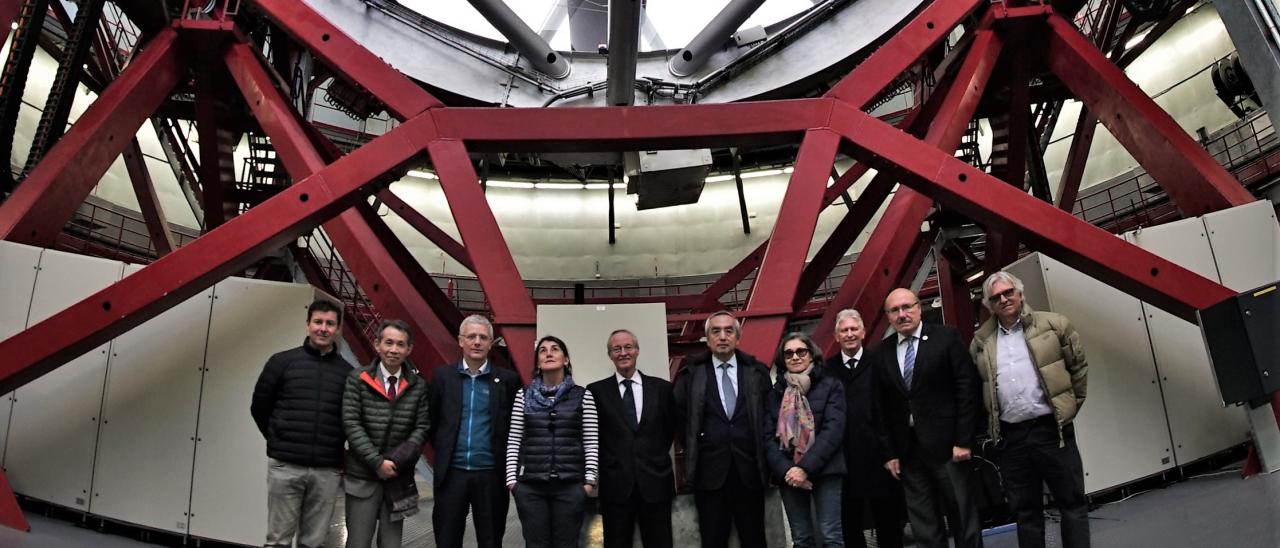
[970,271,1090,548]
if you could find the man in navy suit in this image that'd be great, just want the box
[872,288,983,548]
[587,330,677,548]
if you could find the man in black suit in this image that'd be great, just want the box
[824,308,906,548]
[872,288,983,548]
[427,315,522,548]
[673,310,771,548]
[588,329,677,548]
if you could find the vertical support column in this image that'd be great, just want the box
[122,138,177,256]
[430,139,538,379]
[738,129,841,360]
[194,69,238,231]
[937,251,974,342]
[812,29,1003,355]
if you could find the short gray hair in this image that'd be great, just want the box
[704,310,742,335]
[982,271,1025,301]
[606,329,639,350]
[459,314,494,338]
[834,309,862,331]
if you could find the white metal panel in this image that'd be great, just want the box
[6,250,123,509]
[1031,255,1174,493]
[0,241,42,465]
[89,264,212,533]
[1202,200,1280,291]
[536,303,671,383]
[1127,222,1249,465]
[188,278,315,545]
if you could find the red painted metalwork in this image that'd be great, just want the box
[938,252,975,342]
[376,189,474,271]
[814,28,1005,355]
[0,0,20,37]
[429,139,538,378]
[1045,15,1254,216]
[222,39,459,368]
[121,138,177,256]
[251,0,441,118]
[0,27,184,246]
[1055,108,1097,211]
[0,471,28,532]
[738,129,841,360]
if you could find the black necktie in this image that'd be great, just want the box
[847,357,857,370]
[622,379,638,428]
[387,375,397,399]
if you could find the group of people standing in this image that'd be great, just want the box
[251,269,1091,548]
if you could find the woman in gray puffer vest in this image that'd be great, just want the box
[505,335,599,548]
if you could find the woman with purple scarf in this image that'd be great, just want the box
[765,332,848,547]
[505,335,599,548]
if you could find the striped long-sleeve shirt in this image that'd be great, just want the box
[505,388,599,486]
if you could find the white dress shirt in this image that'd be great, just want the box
[841,347,865,370]
[995,320,1053,423]
[616,371,644,420]
[379,362,403,395]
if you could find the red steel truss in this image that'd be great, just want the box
[0,2,1262,522]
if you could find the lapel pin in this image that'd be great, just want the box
[922,335,929,341]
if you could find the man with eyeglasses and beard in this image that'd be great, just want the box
[871,288,983,548]
[970,271,1090,548]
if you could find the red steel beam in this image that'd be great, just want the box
[1054,107,1097,212]
[1044,14,1253,216]
[0,28,184,246]
[790,172,895,312]
[121,138,177,256]
[0,0,19,39]
[193,67,237,230]
[829,101,1235,321]
[813,29,1004,355]
[0,112,438,394]
[863,230,935,342]
[738,129,842,360]
[251,0,442,119]
[429,139,538,379]
[377,189,474,271]
[0,471,28,532]
[938,251,974,343]
[825,0,985,107]
[431,100,829,152]
[222,40,459,368]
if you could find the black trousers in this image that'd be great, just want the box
[900,451,983,548]
[1000,417,1090,548]
[431,469,510,548]
[601,491,673,548]
[842,484,906,548]
[512,480,587,548]
[693,467,766,548]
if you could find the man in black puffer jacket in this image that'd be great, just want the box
[342,319,430,548]
[251,299,353,548]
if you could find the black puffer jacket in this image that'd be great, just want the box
[251,340,353,467]
[516,386,587,482]
[342,362,431,481]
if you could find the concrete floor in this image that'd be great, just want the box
[1,465,1277,547]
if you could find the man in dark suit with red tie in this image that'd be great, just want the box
[871,288,983,548]
[587,329,677,548]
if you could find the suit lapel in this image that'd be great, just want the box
[883,336,910,394]
[607,374,638,431]
[638,373,658,429]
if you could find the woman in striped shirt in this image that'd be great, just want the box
[506,334,599,548]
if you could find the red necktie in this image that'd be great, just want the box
[388,375,397,399]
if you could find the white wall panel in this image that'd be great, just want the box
[0,242,42,465]
[1202,200,1280,291]
[188,279,315,545]
[1008,254,1173,493]
[89,265,212,533]
[537,303,671,383]
[1127,221,1249,465]
[6,250,123,509]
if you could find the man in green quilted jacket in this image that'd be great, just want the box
[342,319,431,548]
[970,271,1090,548]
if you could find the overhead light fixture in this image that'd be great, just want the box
[534,182,585,190]
[584,183,627,190]
[486,180,534,189]
[1125,31,1150,51]
[407,170,438,180]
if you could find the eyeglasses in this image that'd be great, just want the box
[782,348,811,359]
[986,287,1018,304]
[886,301,919,315]
[608,344,637,354]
